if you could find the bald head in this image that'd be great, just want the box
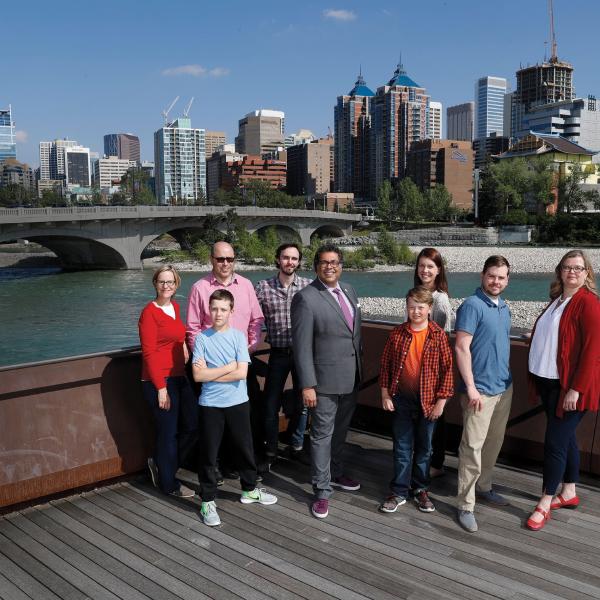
[210,240,236,283]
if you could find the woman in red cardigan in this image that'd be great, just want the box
[139,265,197,498]
[526,250,600,530]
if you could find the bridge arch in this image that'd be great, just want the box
[253,224,302,244]
[310,224,346,241]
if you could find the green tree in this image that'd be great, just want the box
[377,228,415,265]
[131,185,157,205]
[424,184,454,222]
[38,189,67,207]
[396,177,424,222]
[0,184,33,207]
[375,180,395,226]
[558,163,594,214]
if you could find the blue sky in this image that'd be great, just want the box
[4,0,599,167]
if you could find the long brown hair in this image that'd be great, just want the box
[549,249,597,299]
[413,247,449,294]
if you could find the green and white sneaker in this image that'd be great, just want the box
[240,488,278,505]
[200,501,221,526]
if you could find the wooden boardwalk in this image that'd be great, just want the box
[2,430,600,600]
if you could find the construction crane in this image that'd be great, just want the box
[183,97,194,117]
[162,96,179,125]
[548,0,558,63]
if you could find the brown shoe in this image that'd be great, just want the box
[414,490,435,513]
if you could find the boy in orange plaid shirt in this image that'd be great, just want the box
[379,286,454,513]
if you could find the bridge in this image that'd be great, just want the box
[0,205,361,269]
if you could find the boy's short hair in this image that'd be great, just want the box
[406,285,434,306]
[209,289,234,308]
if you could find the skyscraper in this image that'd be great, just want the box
[333,72,374,201]
[428,101,443,139]
[64,146,91,189]
[287,137,334,196]
[369,62,430,197]
[0,106,17,163]
[204,131,226,158]
[154,116,206,204]
[447,102,474,141]
[235,110,285,156]
[39,139,79,181]
[474,76,508,140]
[103,133,140,163]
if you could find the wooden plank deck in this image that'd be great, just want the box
[2,430,600,600]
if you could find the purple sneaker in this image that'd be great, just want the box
[331,476,361,491]
[311,498,329,519]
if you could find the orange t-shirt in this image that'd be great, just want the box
[397,326,428,400]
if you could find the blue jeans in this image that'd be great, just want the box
[264,347,308,453]
[390,395,436,498]
[142,376,198,494]
[535,376,586,495]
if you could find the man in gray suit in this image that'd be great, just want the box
[291,243,362,519]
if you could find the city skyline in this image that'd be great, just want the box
[4,0,599,167]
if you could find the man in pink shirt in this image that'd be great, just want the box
[186,240,265,480]
[186,241,264,351]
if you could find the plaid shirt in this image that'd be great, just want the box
[255,273,312,347]
[379,321,454,418]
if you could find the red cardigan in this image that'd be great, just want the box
[139,300,187,390]
[529,287,600,415]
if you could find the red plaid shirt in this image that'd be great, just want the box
[379,321,454,417]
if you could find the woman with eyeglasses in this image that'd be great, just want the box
[526,250,600,530]
[139,265,198,498]
[412,248,453,478]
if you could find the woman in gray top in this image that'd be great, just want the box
[413,247,453,476]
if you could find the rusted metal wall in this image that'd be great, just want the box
[1,322,599,510]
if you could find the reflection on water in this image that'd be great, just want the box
[0,267,551,367]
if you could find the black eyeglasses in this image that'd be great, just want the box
[561,265,586,273]
[318,260,341,268]
[212,256,235,263]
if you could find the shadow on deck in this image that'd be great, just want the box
[2,430,600,600]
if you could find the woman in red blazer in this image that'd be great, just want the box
[139,265,197,498]
[526,250,600,530]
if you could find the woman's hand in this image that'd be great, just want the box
[183,343,190,364]
[563,388,579,412]
[158,387,171,411]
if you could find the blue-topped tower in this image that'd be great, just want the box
[0,106,17,164]
[334,70,374,201]
[369,60,430,198]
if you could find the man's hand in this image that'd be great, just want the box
[158,387,171,411]
[382,396,395,412]
[563,388,579,412]
[430,399,447,420]
[303,387,317,408]
[194,358,207,369]
[467,385,483,412]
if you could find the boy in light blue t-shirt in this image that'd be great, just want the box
[192,289,277,526]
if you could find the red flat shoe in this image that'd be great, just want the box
[550,494,579,510]
[526,506,550,531]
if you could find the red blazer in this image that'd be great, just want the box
[529,287,600,415]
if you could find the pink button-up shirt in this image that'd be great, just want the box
[185,272,264,352]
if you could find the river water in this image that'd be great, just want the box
[0,267,551,367]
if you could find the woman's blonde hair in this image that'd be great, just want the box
[549,250,597,299]
[152,264,181,290]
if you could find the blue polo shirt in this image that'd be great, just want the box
[455,288,512,396]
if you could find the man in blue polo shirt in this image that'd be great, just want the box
[454,255,512,533]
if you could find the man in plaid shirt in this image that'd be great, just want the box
[255,243,312,464]
[379,286,454,514]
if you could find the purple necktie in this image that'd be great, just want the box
[332,288,354,331]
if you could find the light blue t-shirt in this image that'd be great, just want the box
[192,327,251,408]
[455,287,512,396]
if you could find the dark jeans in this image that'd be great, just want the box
[535,376,586,495]
[390,395,436,498]
[198,402,257,502]
[142,376,198,494]
[264,347,308,454]
[430,414,447,470]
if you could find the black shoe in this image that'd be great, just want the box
[214,466,224,487]
[288,447,311,466]
[222,468,239,480]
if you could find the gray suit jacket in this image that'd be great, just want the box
[291,278,362,395]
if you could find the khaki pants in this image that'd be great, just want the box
[456,385,513,511]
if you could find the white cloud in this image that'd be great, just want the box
[161,64,230,78]
[15,130,28,143]
[323,9,356,21]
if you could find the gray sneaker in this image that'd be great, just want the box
[200,501,221,526]
[477,489,509,506]
[170,483,195,498]
[458,510,478,533]
[147,457,159,488]
[240,488,278,505]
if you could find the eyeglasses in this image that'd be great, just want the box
[212,256,235,263]
[156,280,176,287]
[318,260,341,268]
[561,265,586,273]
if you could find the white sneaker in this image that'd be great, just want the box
[201,501,221,526]
[240,488,278,505]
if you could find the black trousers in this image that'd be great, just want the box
[430,414,447,470]
[198,402,257,501]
